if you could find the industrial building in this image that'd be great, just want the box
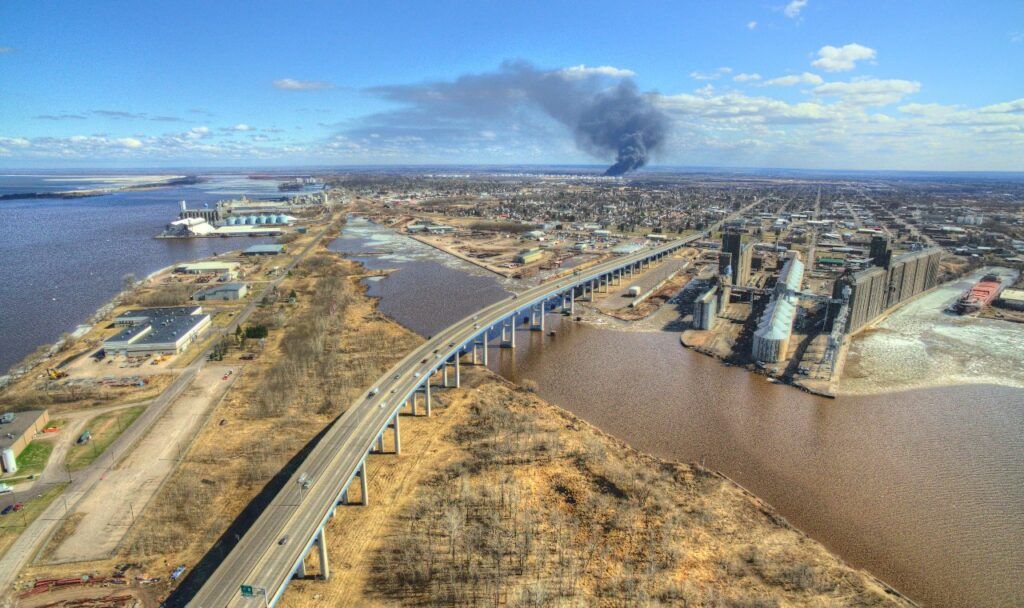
[0,409,50,473]
[832,244,942,333]
[175,261,240,278]
[721,231,753,286]
[193,282,249,301]
[242,244,286,256]
[692,284,719,330]
[752,253,805,364]
[997,288,1024,311]
[223,214,295,226]
[514,248,543,264]
[104,306,211,356]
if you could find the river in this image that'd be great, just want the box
[331,216,1024,608]
[0,173,311,374]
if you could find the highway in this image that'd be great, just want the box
[0,216,340,596]
[186,235,696,607]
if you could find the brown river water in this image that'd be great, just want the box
[332,217,1024,608]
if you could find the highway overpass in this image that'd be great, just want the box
[186,235,696,607]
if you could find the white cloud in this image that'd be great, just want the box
[811,43,877,72]
[763,72,823,86]
[784,0,808,18]
[813,78,920,106]
[690,67,733,81]
[185,126,211,139]
[733,73,762,82]
[0,137,30,147]
[0,46,13,54]
[272,78,334,91]
[979,98,1024,114]
[747,21,758,30]
[232,123,252,131]
[117,137,143,149]
[1011,32,1023,45]
[559,65,635,79]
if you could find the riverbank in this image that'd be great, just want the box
[5,243,916,607]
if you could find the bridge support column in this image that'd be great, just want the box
[422,382,431,416]
[530,303,545,331]
[297,558,307,578]
[500,317,516,348]
[373,433,384,454]
[317,528,330,580]
[364,460,372,503]
[410,393,418,416]
[391,412,401,455]
[442,355,461,388]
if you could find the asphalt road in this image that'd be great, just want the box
[0,217,338,598]
[187,236,697,608]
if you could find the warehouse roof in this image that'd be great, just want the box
[243,244,286,255]
[1000,288,1024,302]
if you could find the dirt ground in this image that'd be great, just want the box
[38,364,239,564]
[279,368,913,608]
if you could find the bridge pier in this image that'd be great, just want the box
[390,411,401,455]
[561,290,575,315]
[442,355,460,388]
[529,303,545,331]
[500,317,516,348]
[421,382,431,416]
[359,460,368,505]
[471,330,489,365]
[317,528,330,580]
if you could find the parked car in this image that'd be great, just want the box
[1,504,13,515]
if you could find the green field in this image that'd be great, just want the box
[65,405,146,471]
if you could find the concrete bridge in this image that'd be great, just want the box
[186,236,695,607]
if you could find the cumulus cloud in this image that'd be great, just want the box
[813,78,920,106]
[763,72,823,86]
[784,0,808,18]
[117,137,143,149]
[273,78,334,91]
[690,67,733,81]
[812,43,877,72]
[560,65,635,79]
[733,73,762,82]
[747,21,758,30]
[232,123,252,131]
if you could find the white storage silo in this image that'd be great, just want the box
[1,448,16,474]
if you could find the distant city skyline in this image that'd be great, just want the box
[1,0,1022,170]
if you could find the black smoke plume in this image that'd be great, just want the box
[358,61,670,175]
[576,82,669,175]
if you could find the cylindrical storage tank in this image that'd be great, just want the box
[245,216,256,225]
[1,448,16,474]
[276,215,287,224]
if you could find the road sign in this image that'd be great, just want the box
[240,585,254,597]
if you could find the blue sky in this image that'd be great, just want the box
[1,0,1022,170]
